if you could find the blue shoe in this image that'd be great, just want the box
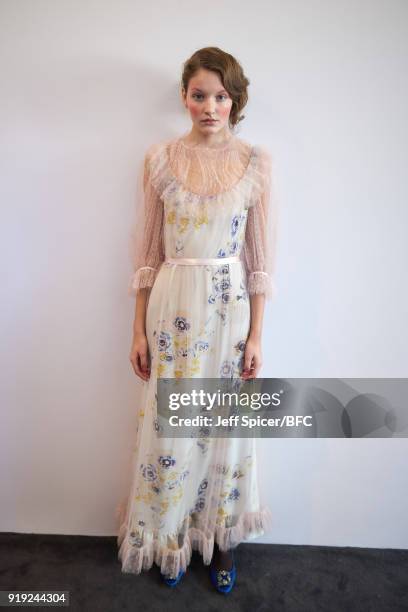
[209,549,236,594]
[162,568,185,587]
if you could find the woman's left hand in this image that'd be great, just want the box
[241,334,262,379]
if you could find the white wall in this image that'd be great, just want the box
[1,0,407,548]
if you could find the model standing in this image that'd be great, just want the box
[117,46,278,593]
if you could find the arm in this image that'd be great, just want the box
[241,148,277,378]
[129,150,165,380]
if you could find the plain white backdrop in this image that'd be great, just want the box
[1,0,407,549]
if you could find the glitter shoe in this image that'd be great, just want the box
[209,549,236,594]
[162,568,185,587]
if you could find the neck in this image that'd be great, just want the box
[183,126,233,148]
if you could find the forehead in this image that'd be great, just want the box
[188,68,225,91]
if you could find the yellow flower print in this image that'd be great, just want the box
[193,212,209,229]
[166,210,176,224]
[178,217,189,233]
[157,362,167,377]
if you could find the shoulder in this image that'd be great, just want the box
[144,139,171,165]
[235,136,273,168]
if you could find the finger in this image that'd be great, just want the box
[130,353,149,381]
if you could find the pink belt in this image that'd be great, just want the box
[165,256,241,266]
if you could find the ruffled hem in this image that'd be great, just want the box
[128,267,158,296]
[247,272,276,301]
[115,501,272,579]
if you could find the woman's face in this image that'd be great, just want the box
[181,68,233,135]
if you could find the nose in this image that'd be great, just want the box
[204,98,217,116]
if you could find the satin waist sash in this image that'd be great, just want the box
[164,256,241,266]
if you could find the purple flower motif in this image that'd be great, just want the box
[229,241,239,254]
[235,340,246,353]
[174,316,190,332]
[217,248,227,257]
[179,469,189,481]
[221,293,230,304]
[198,478,208,494]
[158,455,176,469]
[195,497,206,512]
[140,463,157,481]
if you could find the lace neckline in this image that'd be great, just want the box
[164,139,256,198]
[177,135,237,152]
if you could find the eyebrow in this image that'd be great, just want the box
[191,88,228,94]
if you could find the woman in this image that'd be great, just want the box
[116,46,278,593]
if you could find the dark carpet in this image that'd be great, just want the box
[0,533,407,611]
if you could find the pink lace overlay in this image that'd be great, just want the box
[128,134,278,300]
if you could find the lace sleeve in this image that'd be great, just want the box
[128,147,165,296]
[241,147,278,301]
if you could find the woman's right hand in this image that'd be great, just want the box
[129,331,151,381]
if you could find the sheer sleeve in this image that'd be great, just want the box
[241,147,278,301]
[128,147,165,296]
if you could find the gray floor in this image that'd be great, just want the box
[0,533,407,611]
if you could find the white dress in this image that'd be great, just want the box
[116,133,278,579]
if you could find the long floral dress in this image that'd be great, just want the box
[116,132,278,579]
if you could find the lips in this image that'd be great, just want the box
[202,119,217,124]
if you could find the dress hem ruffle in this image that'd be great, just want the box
[115,500,272,579]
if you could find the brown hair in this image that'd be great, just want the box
[181,47,250,131]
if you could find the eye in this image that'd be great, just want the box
[217,94,228,101]
[192,93,204,100]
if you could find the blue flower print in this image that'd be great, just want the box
[232,468,244,479]
[229,241,239,254]
[228,488,240,501]
[235,340,246,353]
[179,469,189,481]
[215,464,229,475]
[174,316,190,332]
[195,497,206,512]
[129,532,144,547]
[164,478,180,490]
[195,340,209,354]
[217,248,227,257]
[140,463,157,481]
[220,360,233,378]
[158,331,171,352]
[231,215,240,237]
[158,455,176,469]
[198,478,208,494]
[214,280,231,295]
[221,293,230,304]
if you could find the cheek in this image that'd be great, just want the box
[187,102,201,118]
[219,102,233,119]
